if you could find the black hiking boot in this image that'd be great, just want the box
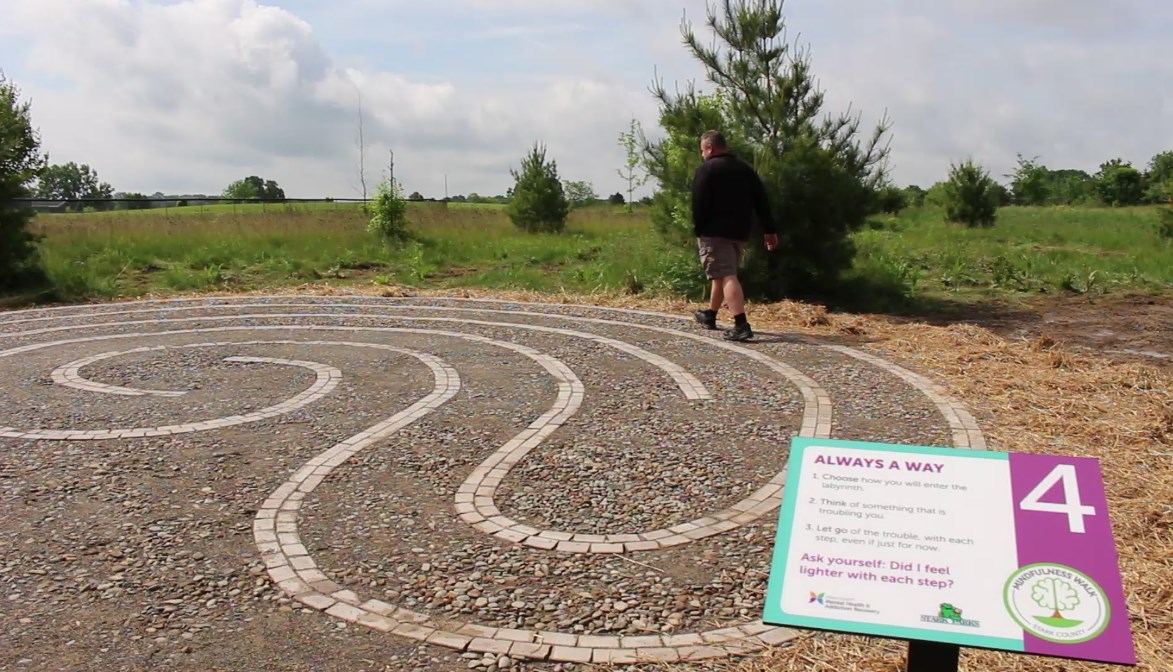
[722,322,754,342]
[693,309,717,330]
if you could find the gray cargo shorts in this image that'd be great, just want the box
[696,236,745,279]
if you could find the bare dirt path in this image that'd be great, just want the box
[873,293,1171,368]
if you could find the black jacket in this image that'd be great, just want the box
[690,152,775,241]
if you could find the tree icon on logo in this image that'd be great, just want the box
[1030,577,1084,628]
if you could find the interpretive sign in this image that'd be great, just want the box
[763,437,1136,666]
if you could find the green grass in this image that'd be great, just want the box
[27,203,690,301]
[443,201,508,210]
[17,201,1171,309]
[849,205,1172,302]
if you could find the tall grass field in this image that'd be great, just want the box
[22,201,1173,308]
[852,205,1171,300]
[28,202,694,301]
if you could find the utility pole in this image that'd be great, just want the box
[444,172,448,201]
[388,150,395,188]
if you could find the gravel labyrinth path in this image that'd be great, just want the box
[0,296,986,671]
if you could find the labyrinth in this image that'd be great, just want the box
[0,295,987,670]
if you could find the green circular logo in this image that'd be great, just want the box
[1003,563,1111,644]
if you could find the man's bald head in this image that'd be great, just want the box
[700,130,727,159]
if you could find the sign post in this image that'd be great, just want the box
[762,437,1136,668]
[906,640,960,672]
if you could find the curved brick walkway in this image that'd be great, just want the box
[0,296,987,668]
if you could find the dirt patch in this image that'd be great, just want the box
[870,293,1172,368]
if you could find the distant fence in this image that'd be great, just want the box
[6,196,453,214]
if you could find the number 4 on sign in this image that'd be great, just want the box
[1019,464,1097,533]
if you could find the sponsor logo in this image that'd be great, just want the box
[804,590,878,615]
[920,602,982,628]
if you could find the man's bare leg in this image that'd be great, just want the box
[720,275,753,341]
[709,279,725,313]
[722,275,745,317]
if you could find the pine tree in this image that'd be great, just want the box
[0,71,48,290]
[507,143,569,233]
[643,0,892,298]
[943,159,999,228]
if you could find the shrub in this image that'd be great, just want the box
[1094,158,1144,207]
[367,178,410,243]
[924,181,949,207]
[902,185,927,207]
[1157,207,1173,241]
[943,159,999,228]
[873,185,909,214]
[1008,154,1049,206]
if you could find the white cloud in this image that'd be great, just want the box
[2,0,678,198]
[0,0,1169,199]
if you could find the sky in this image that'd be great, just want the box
[0,0,1170,200]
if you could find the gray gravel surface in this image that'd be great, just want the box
[1,296,973,671]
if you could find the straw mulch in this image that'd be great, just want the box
[103,284,1173,672]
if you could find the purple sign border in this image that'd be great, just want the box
[1008,453,1136,665]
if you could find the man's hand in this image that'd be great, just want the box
[764,233,779,251]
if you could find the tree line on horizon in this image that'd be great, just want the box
[10,156,656,212]
[894,152,1173,212]
[13,149,1170,215]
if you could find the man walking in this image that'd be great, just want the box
[690,130,777,341]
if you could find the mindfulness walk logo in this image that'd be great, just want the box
[1004,563,1111,644]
